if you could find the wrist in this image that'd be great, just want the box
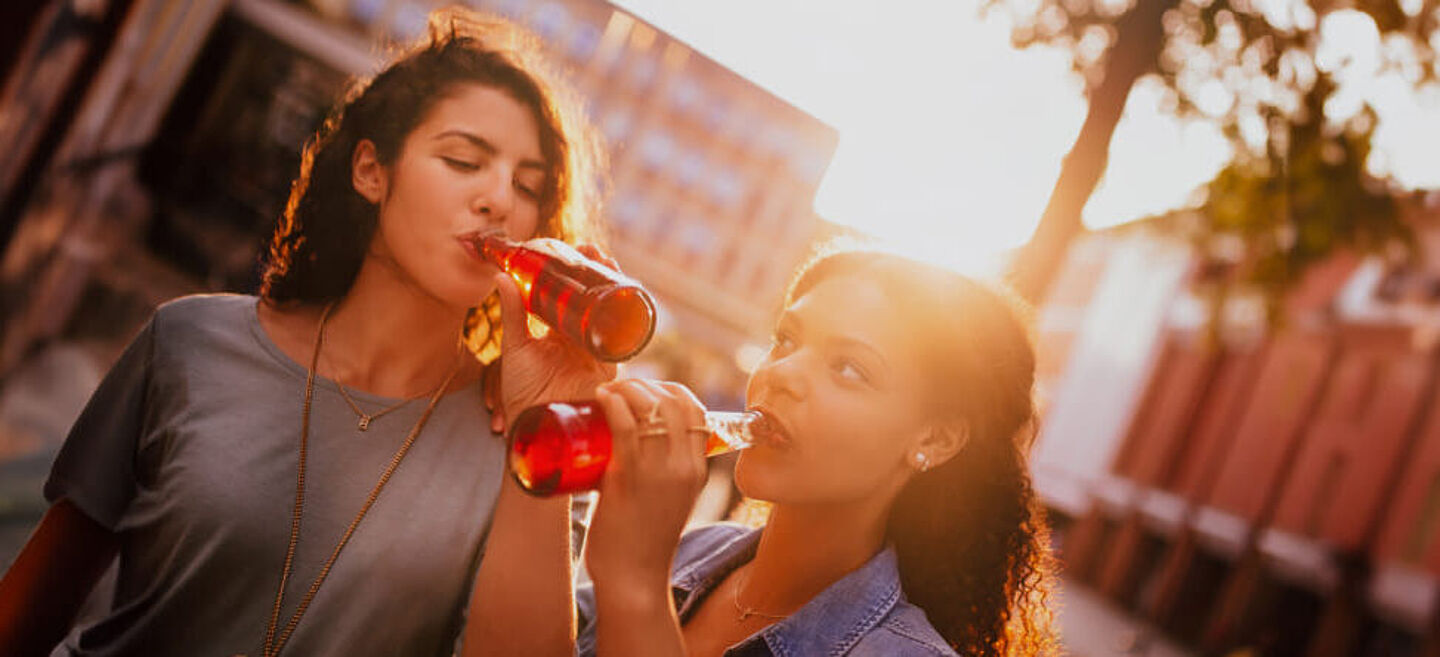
[592,576,674,618]
[589,554,672,594]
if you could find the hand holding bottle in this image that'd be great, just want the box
[584,379,710,597]
[485,243,620,435]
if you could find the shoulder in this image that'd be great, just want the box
[152,293,258,334]
[673,522,754,570]
[854,600,957,657]
[147,294,268,367]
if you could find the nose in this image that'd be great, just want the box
[750,350,809,403]
[472,164,516,225]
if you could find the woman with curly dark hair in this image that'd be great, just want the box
[0,8,613,656]
[572,249,1060,656]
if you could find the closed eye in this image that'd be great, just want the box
[514,179,541,200]
[441,156,481,172]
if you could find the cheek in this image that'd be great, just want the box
[369,169,498,304]
[737,392,912,503]
[512,206,543,240]
[376,163,456,246]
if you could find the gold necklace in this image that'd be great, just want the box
[257,303,463,657]
[731,567,789,623]
[321,333,451,431]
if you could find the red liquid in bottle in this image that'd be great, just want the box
[507,400,764,496]
[477,236,657,362]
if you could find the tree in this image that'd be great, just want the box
[989,0,1439,311]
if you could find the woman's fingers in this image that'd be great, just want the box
[657,381,709,460]
[600,380,665,463]
[645,381,707,491]
[490,273,530,353]
[576,244,621,272]
[634,379,689,456]
[483,363,505,435]
[595,386,638,475]
[594,379,708,500]
[630,380,706,497]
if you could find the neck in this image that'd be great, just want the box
[320,255,476,398]
[740,496,892,614]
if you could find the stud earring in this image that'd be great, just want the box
[912,452,932,473]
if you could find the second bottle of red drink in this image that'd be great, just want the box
[507,401,775,496]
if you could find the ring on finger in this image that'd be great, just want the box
[637,426,670,438]
[644,403,663,426]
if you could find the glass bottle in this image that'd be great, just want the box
[507,400,767,496]
[474,235,657,362]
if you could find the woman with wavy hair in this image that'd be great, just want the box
[0,8,611,656]
[575,249,1060,656]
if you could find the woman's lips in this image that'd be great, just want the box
[457,236,484,261]
[749,405,795,450]
[456,229,503,263]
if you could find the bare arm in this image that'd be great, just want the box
[462,476,574,657]
[592,569,687,657]
[461,266,617,657]
[0,499,117,654]
[587,380,709,657]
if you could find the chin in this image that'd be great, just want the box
[430,271,499,309]
[733,451,792,503]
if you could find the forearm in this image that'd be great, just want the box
[592,575,687,657]
[462,475,575,657]
[0,500,116,653]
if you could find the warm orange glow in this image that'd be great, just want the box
[614,0,1439,274]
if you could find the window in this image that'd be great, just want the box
[568,23,602,60]
[348,0,385,25]
[531,4,570,43]
[638,131,673,172]
[389,2,429,40]
[675,150,705,187]
[602,109,633,143]
[610,193,645,232]
[679,219,715,258]
[629,56,658,89]
[706,168,744,208]
[668,78,702,114]
[703,99,729,131]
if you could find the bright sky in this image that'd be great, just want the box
[611,0,1440,275]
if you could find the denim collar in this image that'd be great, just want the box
[669,528,904,657]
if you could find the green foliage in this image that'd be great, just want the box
[989,0,1438,323]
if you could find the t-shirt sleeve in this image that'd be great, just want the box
[43,318,156,530]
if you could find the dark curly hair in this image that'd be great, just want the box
[259,7,603,305]
[785,249,1060,656]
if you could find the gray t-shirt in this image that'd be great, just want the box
[44,293,507,657]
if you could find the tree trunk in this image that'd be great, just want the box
[1008,0,1179,302]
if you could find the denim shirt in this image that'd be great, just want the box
[575,523,957,656]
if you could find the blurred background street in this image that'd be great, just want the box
[2,0,1439,654]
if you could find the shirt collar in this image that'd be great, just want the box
[670,528,904,657]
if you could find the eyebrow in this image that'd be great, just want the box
[780,311,890,375]
[434,130,548,171]
[830,335,889,370]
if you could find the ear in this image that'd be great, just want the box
[908,421,969,473]
[351,139,388,204]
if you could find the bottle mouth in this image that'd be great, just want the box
[584,285,657,361]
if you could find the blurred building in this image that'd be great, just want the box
[0,0,834,555]
[1032,192,1440,657]
[0,0,835,393]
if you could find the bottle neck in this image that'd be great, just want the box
[704,410,763,455]
[478,234,519,267]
